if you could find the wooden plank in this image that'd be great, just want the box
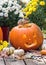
[42,56,46,64]
[24,58,46,65]
[24,59,37,65]
[0,58,5,65]
[1,58,46,65]
[33,58,46,65]
[10,60,25,65]
[4,58,25,65]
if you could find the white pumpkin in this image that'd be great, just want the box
[3,47,15,55]
[3,47,9,52]
[3,47,10,55]
[14,49,25,56]
[9,47,15,54]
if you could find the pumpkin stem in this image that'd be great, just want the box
[18,47,20,49]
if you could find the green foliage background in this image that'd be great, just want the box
[1,0,45,30]
[28,0,46,30]
[10,0,46,30]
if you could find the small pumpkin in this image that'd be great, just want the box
[40,50,46,55]
[14,49,25,56]
[0,27,3,40]
[9,19,43,51]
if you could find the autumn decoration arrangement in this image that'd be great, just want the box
[0,0,46,59]
[0,18,46,58]
[0,18,45,58]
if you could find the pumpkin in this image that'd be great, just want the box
[9,23,43,51]
[0,27,3,40]
[40,50,46,55]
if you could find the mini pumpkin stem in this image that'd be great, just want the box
[18,47,20,49]
[17,18,30,25]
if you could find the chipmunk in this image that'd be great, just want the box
[17,18,30,25]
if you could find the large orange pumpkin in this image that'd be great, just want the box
[9,23,43,50]
[0,27,3,40]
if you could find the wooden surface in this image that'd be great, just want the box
[0,56,46,65]
[0,39,46,65]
